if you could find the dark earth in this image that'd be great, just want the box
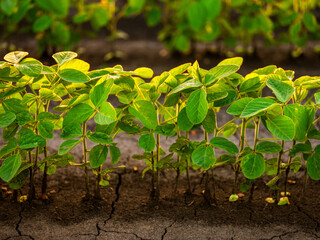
[1,15,320,240]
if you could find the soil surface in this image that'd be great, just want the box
[1,16,320,240]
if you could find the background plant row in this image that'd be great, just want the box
[0,51,319,203]
[1,0,320,55]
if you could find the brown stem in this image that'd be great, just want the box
[82,120,91,199]
[276,140,285,202]
[95,166,102,199]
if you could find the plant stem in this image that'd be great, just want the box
[204,171,211,204]
[173,102,181,196]
[185,131,192,195]
[155,108,160,201]
[95,166,102,199]
[150,150,155,199]
[28,151,35,201]
[41,101,50,196]
[232,119,246,194]
[302,166,308,200]
[82,120,91,199]
[284,140,296,196]
[276,140,285,202]
[211,168,217,204]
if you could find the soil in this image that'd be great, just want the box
[1,16,320,240]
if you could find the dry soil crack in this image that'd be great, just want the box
[160,219,177,240]
[104,172,122,224]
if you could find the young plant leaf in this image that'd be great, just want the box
[129,100,158,129]
[186,89,208,124]
[89,145,108,168]
[205,64,239,85]
[241,154,265,179]
[241,98,276,118]
[37,121,54,139]
[0,138,17,158]
[256,141,282,153]
[0,155,21,182]
[266,115,295,140]
[210,137,239,155]
[168,79,202,95]
[227,97,253,116]
[191,145,215,170]
[218,57,243,67]
[284,104,308,142]
[134,67,154,78]
[87,131,113,144]
[58,139,81,155]
[177,107,193,132]
[307,151,320,180]
[94,102,117,125]
[239,77,261,92]
[266,78,294,103]
[0,112,16,128]
[63,103,94,129]
[109,145,121,164]
[138,133,156,152]
[202,109,216,134]
[4,51,28,64]
[18,133,46,149]
[52,51,78,66]
[90,78,113,108]
[289,143,312,157]
[59,69,90,83]
[15,58,43,77]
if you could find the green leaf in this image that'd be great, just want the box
[91,7,109,30]
[58,139,81,155]
[39,88,62,101]
[0,155,21,182]
[191,145,215,170]
[256,141,282,153]
[90,78,113,107]
[186,89,208,124]
[3,122,19,141]
[202,109,216,134]
[307,152,320,180]
[227,98,253,116]
[210,137,239,155]
[284,104,308,142]
[0,112,16,128]
[289,143,312,157]
[134,67,154,78]
[37,121,54,139]
[37,112,60,121]
[218,57,243,67]
[206,91,228,103]
[15,58,43,77]
[59,69,90,83]
[1,0,16,15]
[128,0,145,12]
[4,51,28,64]
[241,98,276,118]
[303,12,317,32]
[146,6,161,26]
[315,92,320,105]
[187,1,206,30]
[265,158,277,176]
[266,115,295,140]
[168,79,202,95]
[18,133,46,149]
[16,112,33,126]
[32,14,52,32]
[90,145,108,168]
[266,78,294,103]
[2,98,28,114]
[290,156,301,173]
[109,145,121,164]
[87,131,113,144]
[94,102,117,125]
[138,133,156,152]
[52,51,78,66]
[35,0,69,16]
[223,122,237,138]
[241,154,265,179]
[129,100,157,129]
[205,65,239,85]
[0,67,22,82]
[239,77,261,92]
[0,138,17,158]
[63,103,94,129]
[177,107,193,132]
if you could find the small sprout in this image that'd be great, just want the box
[133,166,138,172]
[265,197,275,204]
[281,192,291,197]
[278,197,290,205]
[288,180,296,184]
[19,195,28,203]
[229,194,239,202]
[237,193,245,198]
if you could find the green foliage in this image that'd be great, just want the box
[0,51,319,203]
